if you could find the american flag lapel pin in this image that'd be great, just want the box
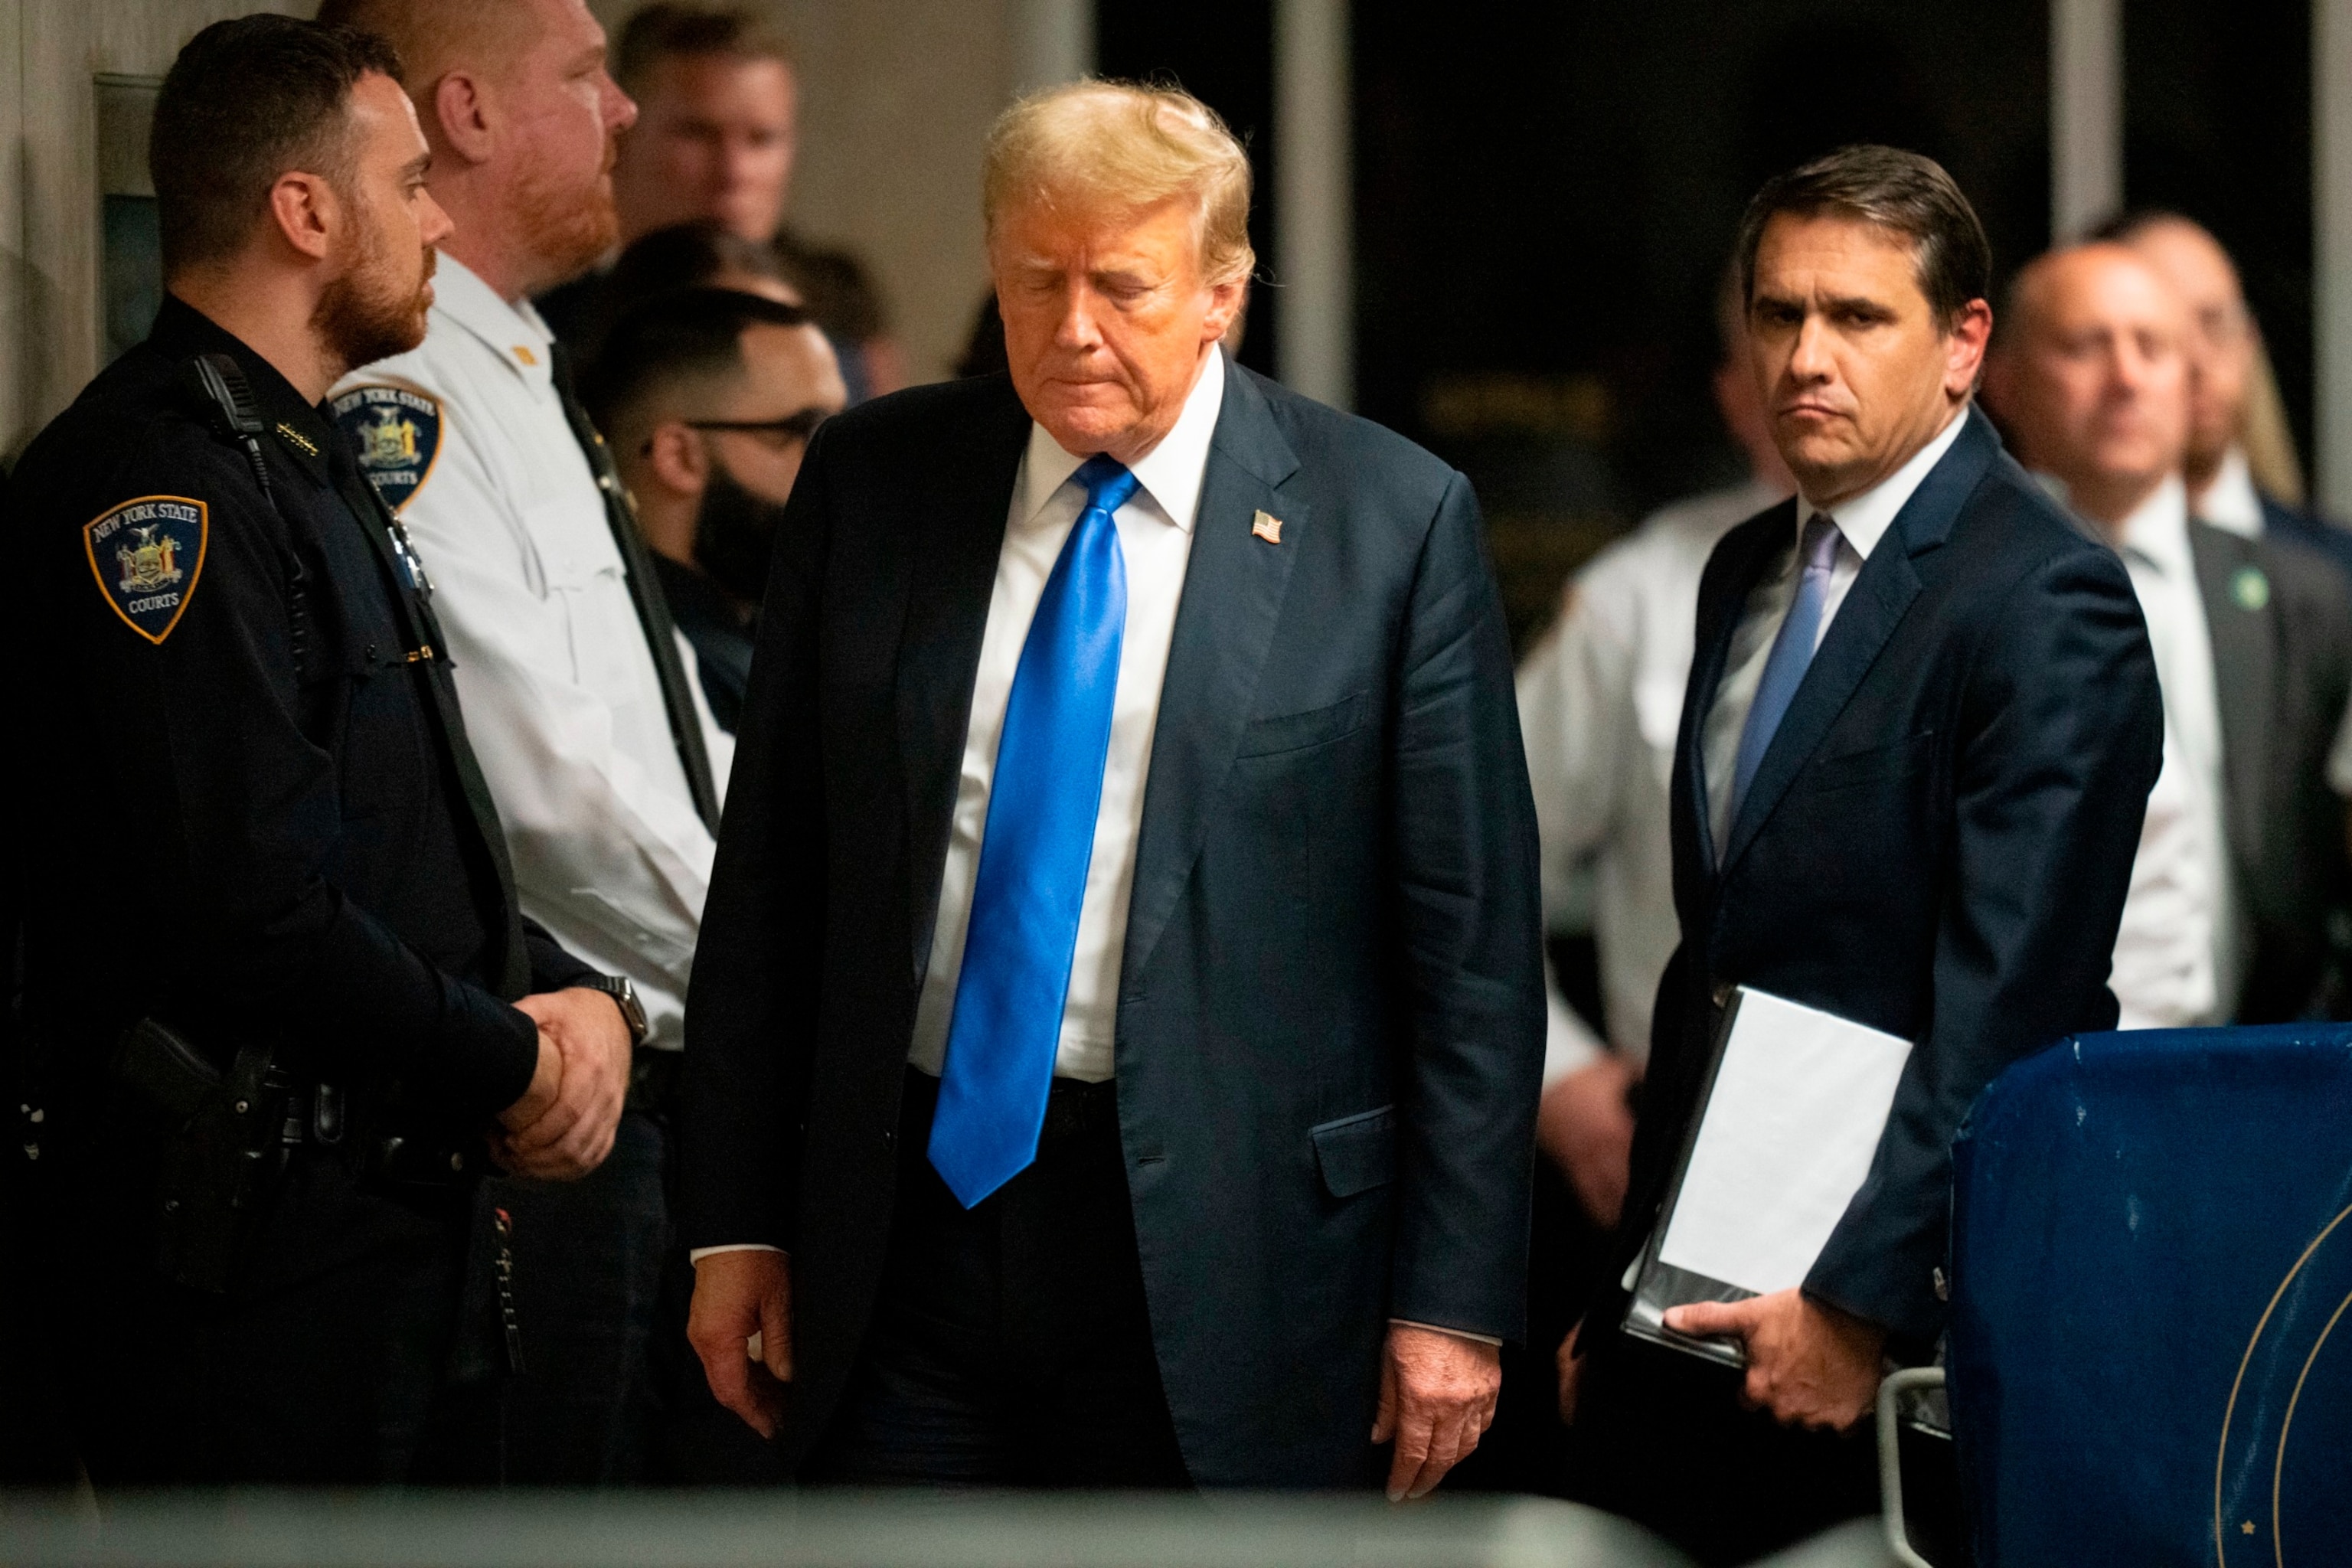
[1251,509,1283,544]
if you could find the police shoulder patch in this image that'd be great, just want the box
[331,382,442,512]
[85,495,207,645]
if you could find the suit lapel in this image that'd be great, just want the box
[1120,363,1305,986]
[1678,503,1792,884]
[897,382,1032,984]
[1718,409,1998,874]
[2190,521,2271,876]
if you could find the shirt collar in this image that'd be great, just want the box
[1794,403,1968,560]
[2115,473,2194,577]
[427,251,555,390]
[1017,345,1227,532]
[2193,445,2265,538]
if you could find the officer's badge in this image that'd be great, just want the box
[84,495,207,644]
[330,383,442,512]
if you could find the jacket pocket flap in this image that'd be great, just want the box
[1808,729,1935,788]
[1310,1103,1396,1197]
[1237,691,1368,758]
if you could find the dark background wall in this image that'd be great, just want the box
[1093,0,2315,648]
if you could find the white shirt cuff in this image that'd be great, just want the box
[1540,969,1608,1086]
[688,1243,786,1264]
[1390,1318,1504,1348]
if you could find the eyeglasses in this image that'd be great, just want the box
[684,410,828,451]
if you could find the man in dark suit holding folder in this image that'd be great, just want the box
[1557,146,2165,1562]
[677,81,1544,1494]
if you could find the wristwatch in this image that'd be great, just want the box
[583,975,648,1049]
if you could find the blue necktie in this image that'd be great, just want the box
[1726,514,1841,835]
[929,455,1137,1207]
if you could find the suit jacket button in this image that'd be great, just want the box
[882,1128,896,1149]
[1710,982,1732,1008]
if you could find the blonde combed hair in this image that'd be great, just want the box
[982,80,1256,286]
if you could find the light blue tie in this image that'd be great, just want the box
[929,455,1136,1207]
[1726,514,1841,835]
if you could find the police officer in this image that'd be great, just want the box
[3,15,633,1485]
[318,0,727,1484]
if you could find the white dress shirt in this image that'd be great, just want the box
[2192,445,2265,538]
[2105,475,2241,1027]
[1518,478,1785,1080]
[1701,409,1967,849]
[906,348,1226,1083]
[331,254,731,1049]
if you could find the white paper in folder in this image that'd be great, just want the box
[1655,988,1913,1295]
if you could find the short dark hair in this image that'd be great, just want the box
[151,15,403,276]
[585,286,812,438]
[568,221,792,364]
[614,3,795,98]
[1735,144,1991,329]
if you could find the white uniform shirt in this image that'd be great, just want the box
[1701,410,1967,850]
[331,254,730,1049]
[905,348,1226,1083]
[2105,475,2240,1027]
[1517,478,1784,1080]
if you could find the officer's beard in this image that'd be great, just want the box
[693,458,792,610]
[315,224,438,375]
[516,136,622,292]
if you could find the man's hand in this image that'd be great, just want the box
[1535,1056,1637,1227]
[494,987,632,1180]
[1370,1324,1501,1501]
[688,1249,793,1439]
[1664,1288,1885,1431]
[1554,1318,1583,1425]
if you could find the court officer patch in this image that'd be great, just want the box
[85,495,207,645]
[332,384,442,512]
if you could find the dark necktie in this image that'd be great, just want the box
[929,456,1137,1207]
[547,340,724,832]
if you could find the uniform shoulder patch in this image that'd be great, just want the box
[331,383,442,512]
[84,495,207,644]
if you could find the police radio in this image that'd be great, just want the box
[181,352,314,678]
[182,352,276,503]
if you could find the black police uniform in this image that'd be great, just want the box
[3,296,600,1485]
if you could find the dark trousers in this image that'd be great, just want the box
[804,1070,1190,1488]
[480,1109,670,1484]
[71,1140,496,1486]
[1561,1322,1879,1567]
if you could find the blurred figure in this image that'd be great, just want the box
[1985,243,2352,1025]
[318,0,723,1484]
[540,219,798,364]
[2102,211,2352,582]
[586,286,847,732]
[1516,266,1795,1232]
[608,2,903,398]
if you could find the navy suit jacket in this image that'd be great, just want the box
[678,359,1546,1485]
[1600,409,2164,1347]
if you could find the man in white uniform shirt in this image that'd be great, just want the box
[1517,271,1792,1228]
[319,0,731,1482]
[1987,243,2352,1026]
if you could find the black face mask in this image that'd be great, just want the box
[692,459,793,608]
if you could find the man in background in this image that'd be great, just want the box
[603,2,902,399]
[1517,266,1794,1234]
[2103,211,2352,583]
[1562,147,2161,1563]
[586,286,847,732]
[1985,243,2352,1027]
[318,0,724,1483]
